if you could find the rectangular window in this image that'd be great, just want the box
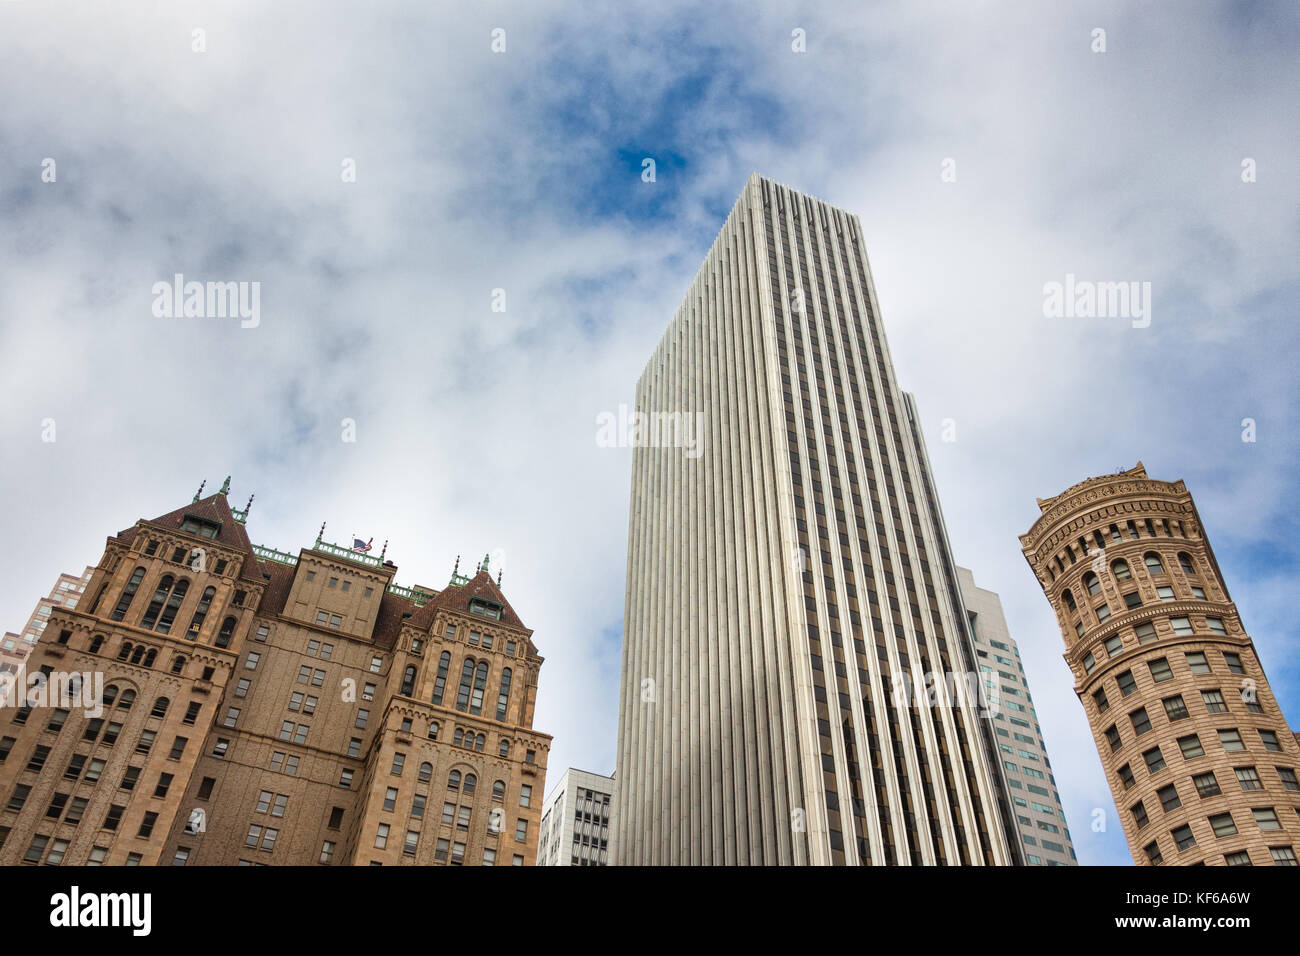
[1210,812,1237,838]
[1135,622,1157,644]
[1178,734,1205,759]
[1162,695,1189,722]
[1157,784,1181,812]
[1131,801,1149,828]
[1130,708,1152,736]
[1143,747,1166,774]
[1201,689,1227,714]
[1235,766,1262,791]
[1218,729,1245,752]
[1252,807,1281,831]
[1185,649,1209,672]
[1148,658,1173,683]
[1171,824,1196,852]
[1116,671,1137,697]
[1192,772,1220,798]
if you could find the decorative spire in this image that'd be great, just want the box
[219,475,231,496]
[192,480,206,503]
[497,568,502,587]
[453,555,460,575]
[316,521,326,546]
[380,539,389,561]
[481,552,491,575]
[244,494,254,516]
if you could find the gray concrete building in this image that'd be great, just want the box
[611,174,1021,866]
[957,566,1077,865]
[537,768,614,866]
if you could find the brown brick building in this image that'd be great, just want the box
[0,481,550,865]
[1020,463,1300,866]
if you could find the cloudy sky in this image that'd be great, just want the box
[2,1,1297,866]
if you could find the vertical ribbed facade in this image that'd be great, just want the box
[612,174,1020,865]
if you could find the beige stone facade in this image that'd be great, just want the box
[0,486,549,866]
[1020,462,1300,866]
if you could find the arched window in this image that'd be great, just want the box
[492,780,505,800]
[110,567,146,622]
[88,635,104,655]
[1112,559,1131,581]
[1144,552,1165,575]
[1178,552,1195,575]
[496,668,512,721]
[216,617,236,648]
[469,660,489,715]
[117,641,133,662]
[143,648,157,668]
[187,587,216,639]
[400,665,416,697]
[1082,572,1101,596]
[448,770,461,791]
[103,684,119,708]
[155,578,190,633]
[139,575,175,630]
[463,773,476,795]
[474,733,485,751]
[454,729,465,747]
[151,697,170,718]
[1063,589,1077,612]
[498,738,509,756]
[455,658,476,712]
[130,645,146,665]
[418,762,432,783]
[431,651,451,705]
[171,656,186,676]
[117,689,136,711]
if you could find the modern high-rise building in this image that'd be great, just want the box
[1020,462,1300,866]
[537,767,614,866]
[1,568,95,677]
[612,174,1021,866]
[0,481,550,866]
[957,566,1077,865]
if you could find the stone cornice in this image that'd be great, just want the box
[1065,600,1243,670]
[1021,478,1190,555]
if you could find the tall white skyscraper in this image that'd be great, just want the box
[612,174,1021,865]
[957,566,1077,865]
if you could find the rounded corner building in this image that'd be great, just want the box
[1020,461,1300,866]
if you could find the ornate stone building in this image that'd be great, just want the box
[1020,462,1300,866]
[0,481,550,866]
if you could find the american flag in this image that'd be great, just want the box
[352,537,373,553]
